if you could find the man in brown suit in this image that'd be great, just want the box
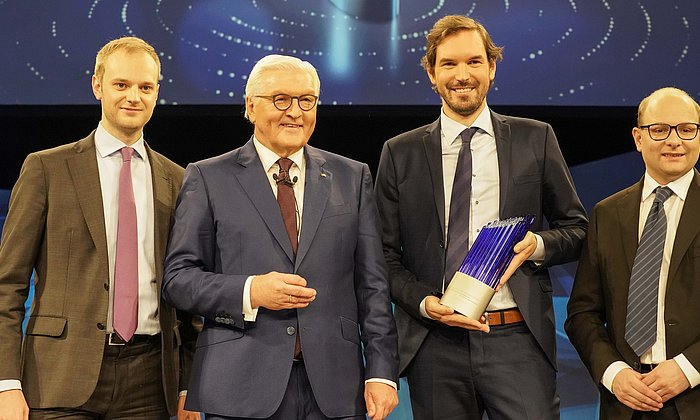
[0,37,198,419]
[566,87,700,420]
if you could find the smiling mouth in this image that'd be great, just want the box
[452,87,475,94]
[663,152,684,158]
[281,123,302,128]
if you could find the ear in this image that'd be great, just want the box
[489,60,497,83]
[426,67,436,87]
[632,127,643,152]
[92,75,102,101]
[245,96,256,123]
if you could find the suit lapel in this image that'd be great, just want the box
[617,180,644,274]
[235,139,296,263]
[295,145,330,270]
[668,171,700,286]
[146,144,174,295]
[492,111,511,218]
[422,119,446,237]
[67,134,108,260]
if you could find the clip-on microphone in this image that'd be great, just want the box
[273,173,298,187]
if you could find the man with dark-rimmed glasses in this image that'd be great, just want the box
[567,86,700,420]
[162,54,399,420]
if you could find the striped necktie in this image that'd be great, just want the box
[624,186,673,356]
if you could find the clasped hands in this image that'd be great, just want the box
[611,360,690,412]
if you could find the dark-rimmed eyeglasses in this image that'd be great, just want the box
[254,94,318,111]
[639,123,700,141]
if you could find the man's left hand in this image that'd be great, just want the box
[495,231,537,291]
[364,382,398,420]
[642,360,691,402]
[177,394,201,420]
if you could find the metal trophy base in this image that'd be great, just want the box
[440,272,496,320]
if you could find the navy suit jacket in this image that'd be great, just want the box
[163,139,398,418]
[375,112,588,374]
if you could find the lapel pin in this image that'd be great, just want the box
[320,172,327,178]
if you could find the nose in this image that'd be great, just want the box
[455,64,470,82]
[126,85,140,103]
[285,98,303,117]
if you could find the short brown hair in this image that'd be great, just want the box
[94,36,160,82]
[637,87,700,126]
[421,15,503,73]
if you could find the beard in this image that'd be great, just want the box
[437,81,488,118]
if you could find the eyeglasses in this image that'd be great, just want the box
[254,94,318,111]
[639,123,700,141]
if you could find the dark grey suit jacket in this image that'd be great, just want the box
[163,140,399,418]
[375,112,588,374]
[566,172,700,419]
[0,132,196,415]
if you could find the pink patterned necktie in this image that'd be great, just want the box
[113,146,138,341]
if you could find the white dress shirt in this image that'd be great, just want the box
[602,170,700,392]
[95,123,160,336]
[421,105,545,318]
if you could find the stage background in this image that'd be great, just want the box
[2,1,699,418]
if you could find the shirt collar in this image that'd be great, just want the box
[253,136,305,172]
[440,103,495,146]
[95,123,146,160]
[641,169,694,202]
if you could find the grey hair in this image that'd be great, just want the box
[244,54,320,121]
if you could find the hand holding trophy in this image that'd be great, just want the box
[440,216,534,319]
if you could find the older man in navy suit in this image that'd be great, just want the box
[162,54,399,420]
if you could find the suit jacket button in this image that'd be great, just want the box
[439,240,444,248]
[287,326,296,335]
[103,283,109,291]
[97,323,105,330]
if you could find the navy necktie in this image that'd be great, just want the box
[445,127,478,286]
[624,186,673,356]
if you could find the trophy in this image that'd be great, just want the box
[440,215,534,319]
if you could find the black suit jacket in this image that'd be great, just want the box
[375,112,588,374]
[566,172,700,419]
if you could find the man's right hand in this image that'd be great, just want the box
[611,368,663,412]
[250,272,317,310]
[0,389,29,420]
[424,296,489,332]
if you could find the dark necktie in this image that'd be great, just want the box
[276,158,298,255]
[625,186,673,356]
[275,158,302,357]
[445,127,478,286]
[113,147,138,342]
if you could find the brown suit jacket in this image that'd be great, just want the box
[566,171,700,420]
[0,131,196,415]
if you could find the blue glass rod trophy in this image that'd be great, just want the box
[441,215,535,319]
